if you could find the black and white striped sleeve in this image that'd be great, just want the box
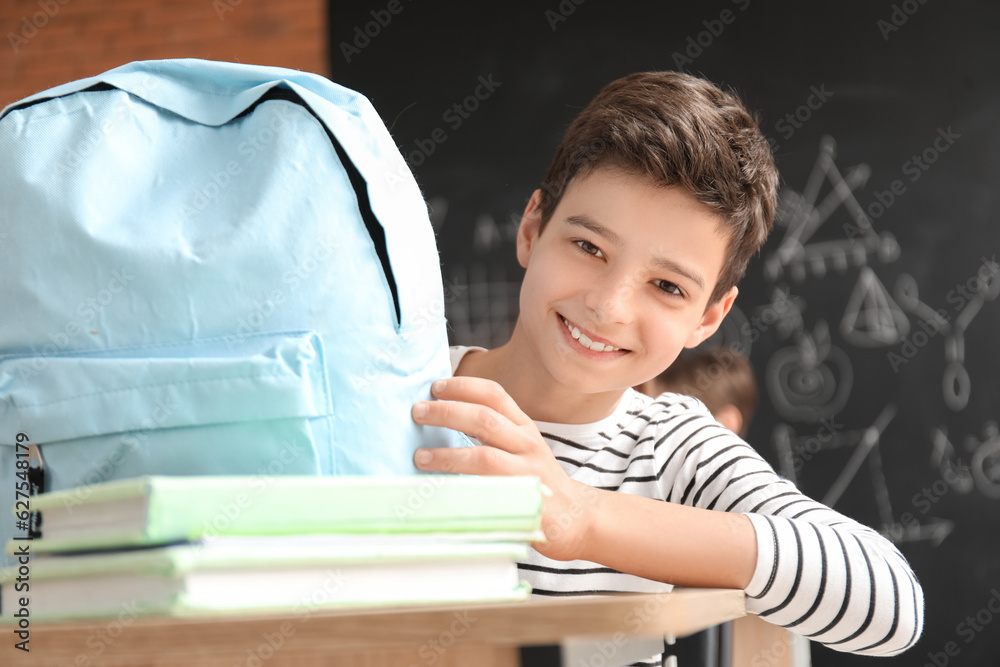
[658,413,924,656]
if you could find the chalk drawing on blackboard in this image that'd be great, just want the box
[895,269,1000,411]
[766,321,853,422]
[933,422,1000,500]
[970,423,1000,499]
[773,421,859,486]
[445,264,521,349]
[765,136,898,284]
[761,286,806,340]
[840,266,910,347]
[884,516,955,547]
[821,403,895,510]
[930,426,977,493]
[775,406,954,546]
[471,211,521,254]
[473,213,502,253]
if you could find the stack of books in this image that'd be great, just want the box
[0,475,544,621]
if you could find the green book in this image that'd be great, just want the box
[0,536,531,620]
[10,475,544,553]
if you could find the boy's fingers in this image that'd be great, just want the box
[412,398,527,453]
[428,376,532,426]
[413,445,518,476]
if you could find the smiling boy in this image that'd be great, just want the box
[411,72,922,660]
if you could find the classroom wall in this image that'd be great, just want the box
[0,0,327,107]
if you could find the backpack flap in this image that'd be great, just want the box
[0,331,330,485]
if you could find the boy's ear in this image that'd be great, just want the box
[714,404,745,438]
[684,286,738,348]
[516,189,545,269]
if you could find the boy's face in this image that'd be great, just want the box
[515,167,736,396]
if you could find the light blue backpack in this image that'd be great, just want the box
[0,59,460,555]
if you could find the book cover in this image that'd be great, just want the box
[10,475,544,553]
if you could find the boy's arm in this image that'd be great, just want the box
[412,376,755,589]
[412,375,923,657]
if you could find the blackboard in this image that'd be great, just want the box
[329,2,1000,664]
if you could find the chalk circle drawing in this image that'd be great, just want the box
[942,363,972,413]
[932,423,1000,500]
[895,267,999,411]
[766,321,853,422]
[840,266,910,347]
[970,422,1000,499]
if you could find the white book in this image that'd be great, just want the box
[1,536,531,621]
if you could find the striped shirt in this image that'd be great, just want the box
[451,347,924,662]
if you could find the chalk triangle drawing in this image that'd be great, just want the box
[840,266,910,347]
[765,136,900,283]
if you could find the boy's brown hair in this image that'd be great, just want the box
[536,71,779,305]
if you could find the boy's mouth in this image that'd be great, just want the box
[560,316,625,353]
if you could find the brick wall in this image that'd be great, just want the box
[0,0,327,108]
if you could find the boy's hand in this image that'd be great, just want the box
[411,377,596,562]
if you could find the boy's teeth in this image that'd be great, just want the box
[562,317,620,352]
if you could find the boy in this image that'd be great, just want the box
[410,72,922,661]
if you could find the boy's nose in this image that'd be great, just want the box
[584,273,637,324]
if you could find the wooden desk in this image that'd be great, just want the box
[3,589,745,666]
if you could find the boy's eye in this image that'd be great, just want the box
[574,239,604,258]
[653,279,684,297]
